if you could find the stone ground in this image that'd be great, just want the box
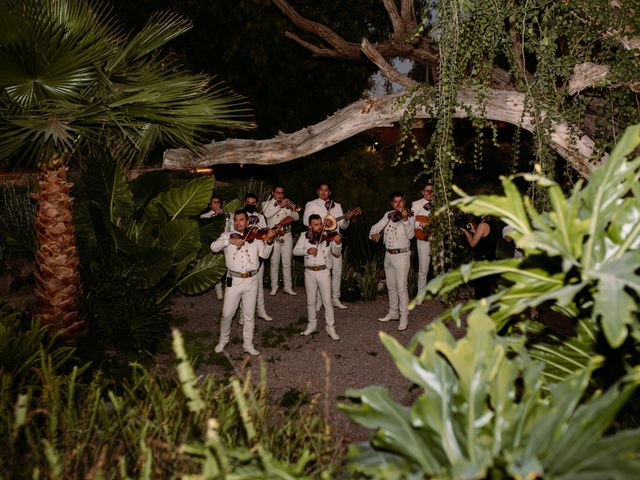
[167,287,448,444]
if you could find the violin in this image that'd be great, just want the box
[231,216,294,243]
[389,208,414,223]
[308,230,340,245]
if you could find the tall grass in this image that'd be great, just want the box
[0,328,337,478]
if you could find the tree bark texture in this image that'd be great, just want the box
[164,89,600,178]
[32,159,84,337]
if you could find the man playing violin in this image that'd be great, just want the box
[369,191,415,331]
[411,184,434,305]
[210,209,277,356]
[293,214,342,340]
[262,184,299,297]
[240,193,272,321]
[302,182,351,310]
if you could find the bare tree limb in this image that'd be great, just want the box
[382,0,405,40]
[361,38,417,89]
[164,89,601,178]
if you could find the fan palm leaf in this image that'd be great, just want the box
[0,0,254,337]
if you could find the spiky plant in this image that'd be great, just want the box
[0,0,253,337]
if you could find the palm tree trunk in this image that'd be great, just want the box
[32,158,84,338]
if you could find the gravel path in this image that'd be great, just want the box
[169,288,445,443]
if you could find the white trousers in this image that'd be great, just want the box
[239,262,268,316]
[384,251,410,320]
[270,232,294,290]
[331,253,342,300]
[220,275,258,348]
[305,268,335,329]
[416,239,431,295]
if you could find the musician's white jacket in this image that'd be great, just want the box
[302,198,348,303]
[302,199,349,230]
[261,200,299,292]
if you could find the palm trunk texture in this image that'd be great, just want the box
[32,158,84,337]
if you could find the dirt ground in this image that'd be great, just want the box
[168,287,447,444]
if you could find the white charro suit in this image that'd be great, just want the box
[210,232,273,352]
[411,198,432,301]
[369,212,415,328]
[302,199,349,303]
[262,200,299,292]
[293,233,341,333]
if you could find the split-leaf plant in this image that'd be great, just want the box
[342,309,640,479]
[425,124,640,384]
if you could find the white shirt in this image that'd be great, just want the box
[302,198,349,230]
[293,234,342,268]
[411,197,432,239]
[200,209,232,232]
[210,231,273,272]
[369,211,415,249]
[261,200,300,228]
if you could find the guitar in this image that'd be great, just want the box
[324,207,363,231]
[414,215,431,241]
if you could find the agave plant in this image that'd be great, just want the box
[342,309,640,479]
[425,125,640,382]
[0,0,253,338]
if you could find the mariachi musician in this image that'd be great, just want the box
[293,214,341,341]
[411,184,434,305]
[369,191,415,331]
[210,209,276,356]
[302,182,352,310]
[262,183,300,297]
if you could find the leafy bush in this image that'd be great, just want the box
[0,330,336,478]
[75,154,226,354]
[426,124,640,383]
[0,302,76,390]
[342,309,640,479]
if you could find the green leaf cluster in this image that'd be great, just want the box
[75,154,226,353]
[0,328,333,478]
[343,310,640,479]
[428,125,640,353]
[0,0,254,169]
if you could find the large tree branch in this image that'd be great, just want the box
[360,38,417,89]
[163,89,601,178]
[272,0,440,64]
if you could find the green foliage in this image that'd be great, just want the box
[0,0,254,169]
[0,329,335,478]
[0,302,76,390]
[75,155,227,353]
[342,309,640,479]
[427,125,640,365]
[0,186,35,259]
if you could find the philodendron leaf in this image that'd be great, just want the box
[83,154,134,223]
[591,252,640,348]
[340,386,441,474]
[155,176,215,220]
[176,253,225,295]
[159,218,201,262]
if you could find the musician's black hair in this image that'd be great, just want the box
[390,190,405,201]
[234,209,248,219]
[308,213,322,222]
[272,183,285,192]
[210,193,221,202]
[317,182,331,191]
[244,192,258,202]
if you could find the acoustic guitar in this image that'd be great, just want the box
[414,215,431,241]
[324,207,363,231]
